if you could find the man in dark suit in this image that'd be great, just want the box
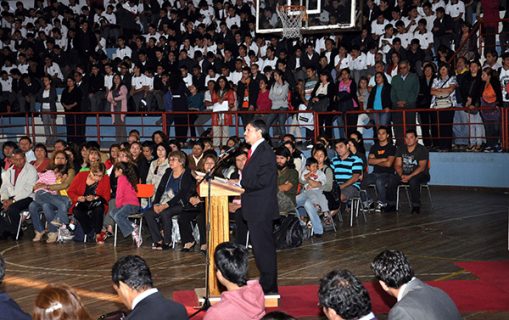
[237,119,279,294]
[0,255,31,320]
[319,269,377,320]
[372,250,461,320]
[112,255,189,320]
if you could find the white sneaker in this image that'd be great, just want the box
[132,224,142,248]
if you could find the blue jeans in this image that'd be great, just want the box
[265,109,288,137]
[296,192,323,235]
[109,204,140,237]
[30,191,71,233]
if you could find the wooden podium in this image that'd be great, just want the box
[197,178,244,300]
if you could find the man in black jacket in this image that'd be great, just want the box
[112,255,188,320]
[237,119,279,294]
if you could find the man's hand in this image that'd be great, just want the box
[2,199,13,210]
[401,175,410,183]
[397,101,406,108]
[153,203,168,214]
[77,196,86,202]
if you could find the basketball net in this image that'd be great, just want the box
[276,5,307,40]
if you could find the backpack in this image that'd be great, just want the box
[323,167,341,210]
[273,215,303,249]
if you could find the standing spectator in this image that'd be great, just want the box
[267,70,289,139]
[417,64,436,148]
[0,149,37,238]
[169,75,189,143]
[107,74,128,142]
[88,64,105,113]
[372,250,461,320]
[432,7,454,53]
[430,63,457,151]
[37,75,57,145]
[187,84,205,140]
[480,67,503,152]
[390,60,420,146]
[211,76,236,146]
[367,72,392,127]
[480,0,499,53]
[335,68,359,138]
[19,74,41,113]
[499,52,509,109]
[236,67,258,125]
[61,76,83,144]
[309,71,335,137]
[112,255,188,320]
[394,129,429,214]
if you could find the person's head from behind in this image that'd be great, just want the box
[319,269,372,320]
[305,157,319,173]
[214,242,248,289]
[112,255,153,309]
[261,311,297,320]
[32,284,92,320]
[371,250,414,297]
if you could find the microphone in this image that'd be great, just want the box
[219,142,240,159]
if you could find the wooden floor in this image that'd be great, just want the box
[0,188,508,319]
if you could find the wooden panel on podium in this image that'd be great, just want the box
[198,178,243,298]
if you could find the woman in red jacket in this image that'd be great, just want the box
[211,76,236,147]
[67,163,111,242]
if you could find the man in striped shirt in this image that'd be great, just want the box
[330,139,363,203]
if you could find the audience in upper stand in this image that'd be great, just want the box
[372,250,461,320]
[204,242,265,320]
[319,269,376,320]
[112,255,188,320]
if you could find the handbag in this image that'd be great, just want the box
[75,199,103,211]
[433,77,453,109]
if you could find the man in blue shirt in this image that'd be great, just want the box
[330,139,363,203]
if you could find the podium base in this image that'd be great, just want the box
[194,288,280,308]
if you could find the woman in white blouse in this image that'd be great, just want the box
[146,143,170,197]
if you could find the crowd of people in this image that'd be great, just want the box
[0,246,461,320]
[0,0,505,151]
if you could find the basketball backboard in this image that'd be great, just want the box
[256,0,357,34]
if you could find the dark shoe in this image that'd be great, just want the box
[313,233,323,239]
[152,242,163,250]
[382,205,396,213]
[411,206,420,214]
[161,243,171,251]
[181,242,196,252]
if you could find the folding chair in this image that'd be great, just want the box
[113,183,155,247]
[396,184,433,211]
[16,211,31,241]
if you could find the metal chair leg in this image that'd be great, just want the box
[114,223,118,247]
[404,187,411,208]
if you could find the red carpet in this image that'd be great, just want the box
[173,260,509,318]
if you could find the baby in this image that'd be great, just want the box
[300,157,329,215]
[33,165,66,195]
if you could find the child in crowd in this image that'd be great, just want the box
[103,162,141,246]
[299,157,330,217]
[204,242,265,320]
[33,165,66,195]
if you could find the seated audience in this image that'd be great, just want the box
[18,136,36,163]
[67,163,111,241]
[144,151,196,250]
[112,255,188,320]
[330,139,363,203]
[0,254,31,319]
[146,143,170,193]
[30,143,50,173]
[0,149,37,239]
[319,269,375,320]
[204,242,265,320]
[394,129,430,214]
[32,284,92,320]
[371,250,461,320]
[362,126,398,212]
[105,162,141,246]
[275,147,299,215]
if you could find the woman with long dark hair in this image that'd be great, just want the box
[480,67,503,151]
[211,76,236,146]
[431,63,457,151]
[107,74,128,141]
[61,76,82,143]
[335,68,360,138]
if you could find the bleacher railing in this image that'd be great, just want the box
[1,107,507,151]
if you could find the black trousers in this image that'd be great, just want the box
[392,109,416,146]
[144,205,183,245]
[177,206,206,245]
[432,110,454,150]
[402,172,430,208]
[235,209,278,294]
[73,205,105,235]
[1,197,32,236]
[419,109,433,147]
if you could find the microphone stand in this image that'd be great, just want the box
[190,151,234,318]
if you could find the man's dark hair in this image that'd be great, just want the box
[247,119,268,136]
[305,157,318,167]
[214,242,248,287]
[405,129,417,137]
[275,146,291,158]
[334,138,348,147]
[2,141,18,152]
[19,135,32,144]
[54,139,67,147]
[377,126,392,138]
[371,250,414,289]
[319,269,372,319]
[261,311,297,320]
[112,255,153,291]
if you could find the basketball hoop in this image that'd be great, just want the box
[276,5,308,40]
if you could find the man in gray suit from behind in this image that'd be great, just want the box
[371,250,462,320]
